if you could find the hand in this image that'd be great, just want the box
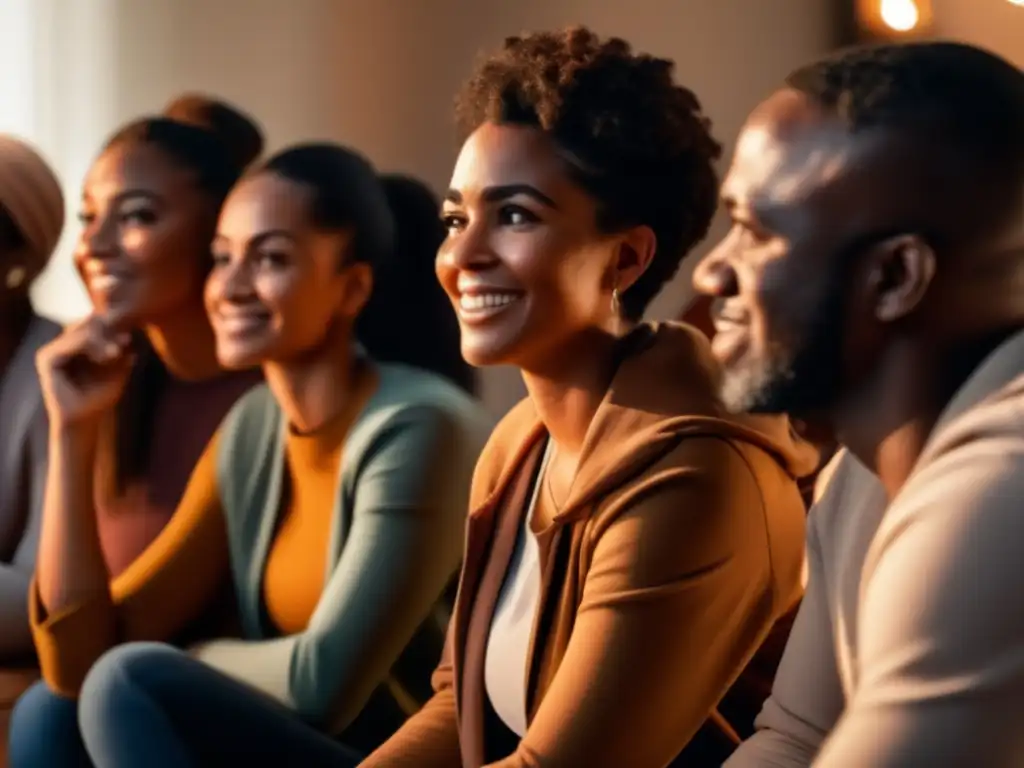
[36,316,135,430]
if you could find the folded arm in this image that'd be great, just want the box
[193,405,474,733]
[814,447,1024,767]
[31,432,230,695]
[491,437,803,768]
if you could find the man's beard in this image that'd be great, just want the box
[720,271,848,418]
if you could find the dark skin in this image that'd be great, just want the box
[207,171,373,434]
[0,213,34,383]
[693,87,1024,498]
[34,140,236,615]
[439,122,654,511]
[0,214,42,657]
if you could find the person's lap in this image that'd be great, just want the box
[7,679,90,768]
[1,666,43,767]
[79,642,362,768]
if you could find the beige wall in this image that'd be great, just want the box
[933,0,1024,66]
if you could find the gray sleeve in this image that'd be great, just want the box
[0,401,49,656]
[193,403,483,732]
[726,511,843,767]
[11,401,48,570]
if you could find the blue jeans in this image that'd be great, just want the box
[8,681,90,767]
[14,643,363,768]
[80,642,363,767]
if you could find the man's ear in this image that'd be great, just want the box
[868,234,936,323]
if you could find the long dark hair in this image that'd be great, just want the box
[361,174,475,394]
[258,147,475,394]
[108,95,263,488]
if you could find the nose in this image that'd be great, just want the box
[78,215,117,264]
[692,240,739,298]
[208,257,256,306]
[436,221,500,273]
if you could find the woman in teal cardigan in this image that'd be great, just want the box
[12,144,492,766]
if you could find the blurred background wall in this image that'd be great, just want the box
[1,0,1020,415]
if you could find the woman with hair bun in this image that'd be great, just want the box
[360,173,477,395]
[8,94,265,765]
[21,142,491,767]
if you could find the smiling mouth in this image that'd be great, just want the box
[88,274,128,294]
[457,292,522,321]
[713,315,747,333]
[216,313,270,336]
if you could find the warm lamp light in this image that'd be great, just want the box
[1009,0,1024,6]
[854,0,933,38]
[880,0,920,30]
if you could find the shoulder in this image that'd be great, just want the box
[589,435,806,600]
[357,363,492,441]
[343,363,494,470]
[214,383,281,468]
[896,377,1024,525]
[220,382,279,432]
[860,387,1024,596]
[886,424,1024,543]
[594,436,767,535]
[3,315,63,439]
[581,437,787,598]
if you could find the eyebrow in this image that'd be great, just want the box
[81,189,160,207]
[720,191,750,221]
[444,184,558,209]
[213,229,296,248]
[721,191,773,232]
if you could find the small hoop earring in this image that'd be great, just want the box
[5,266,26,290]
[610,287,620,316]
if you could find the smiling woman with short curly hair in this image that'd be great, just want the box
[362,26,816,768]
[455,27,722,323]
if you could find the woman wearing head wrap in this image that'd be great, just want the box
[0,134,65,747]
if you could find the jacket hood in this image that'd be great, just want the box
[470,322,820,520]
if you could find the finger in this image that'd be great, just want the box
[87,314,132,347]
[81,333,129,366]
[41,316,131,370]
[96,305,137,339]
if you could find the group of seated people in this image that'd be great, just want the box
[0,24,1021,768]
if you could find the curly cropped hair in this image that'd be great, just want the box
[455,27,722,321]
[786,42,1024,220]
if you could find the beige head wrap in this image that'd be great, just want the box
[0,134,65,285]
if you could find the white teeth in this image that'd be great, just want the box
[459,293,519,311]
[218,315,265,333]
[89,275,121,293]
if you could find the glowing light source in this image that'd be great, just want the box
[854,0,932,38]
[1008,0,1024,7]
[880,0,920,31]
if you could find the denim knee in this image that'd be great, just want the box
[8,680,88,768]
[78,643,179,737]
